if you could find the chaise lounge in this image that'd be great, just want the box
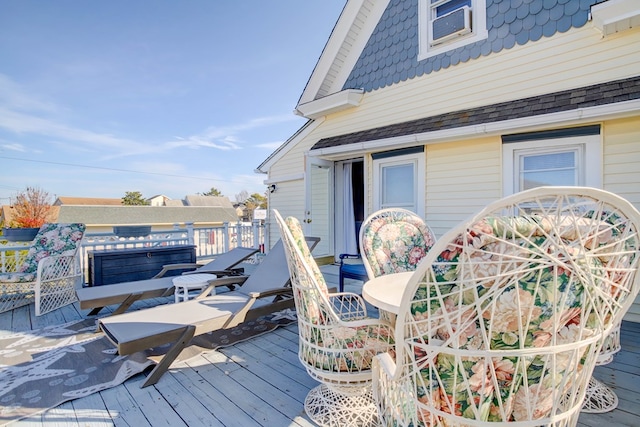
[97,237,320,388]
[76,246,258,316]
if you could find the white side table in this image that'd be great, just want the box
[172,273,217,303]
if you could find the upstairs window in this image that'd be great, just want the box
[418,0,488,61]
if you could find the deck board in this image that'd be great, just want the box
[2,264,639,426]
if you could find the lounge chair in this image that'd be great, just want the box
[77,246,258,316]
[97,237,320,388]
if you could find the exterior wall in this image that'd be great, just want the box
[322,25,640,137]
[265,1,640,318]
[603,116,640,322]
[424,137,502,237]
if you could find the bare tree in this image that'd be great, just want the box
[235,190,249,203]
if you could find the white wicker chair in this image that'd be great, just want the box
[372,187,640,426]
[0,223,86,315]
[274,210,394,426]
[359,208,436,279]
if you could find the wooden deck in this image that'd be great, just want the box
[2,264,639,426]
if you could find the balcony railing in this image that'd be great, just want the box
[0,220,265,283]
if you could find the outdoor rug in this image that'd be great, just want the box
[0,318,153,426]
[0,309,298,425]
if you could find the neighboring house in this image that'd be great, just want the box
[55,205,239,234]
[146,194,170,206]
[54,197,122,206]
[257,0,640,320]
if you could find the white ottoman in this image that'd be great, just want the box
[172,273,217,303]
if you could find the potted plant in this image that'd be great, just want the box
[1,187,53,242]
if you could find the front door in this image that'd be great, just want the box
[305,157,333,257]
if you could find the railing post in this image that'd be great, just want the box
[252,219,260,251]
[185,222,194,245]
[223,222,230,252]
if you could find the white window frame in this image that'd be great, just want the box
[502,135,602,195]
[372,151,425,217]
[418,0,488,61]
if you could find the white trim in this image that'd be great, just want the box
[295,89,364,119]
[591,0,640,37]
[502,135,602,195]
[309,99,640,160]
[263,173,305,185]
[418,0,488,61]
[298,0,391,105]
[372,152,425,217]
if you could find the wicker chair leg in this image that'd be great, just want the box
[304,384,377,427]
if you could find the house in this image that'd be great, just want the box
[257,0,640,320]
[146,194,170,206]
[54,197,123,206]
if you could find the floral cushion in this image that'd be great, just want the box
[16,223,86,275]
[282,214,394,374]
[0,272,37,284]
[409,213,623,424]
[361,211,436,277]
[301,323,395,372]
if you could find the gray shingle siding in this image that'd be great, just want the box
[343,0,597,92]
[312,75,640,150]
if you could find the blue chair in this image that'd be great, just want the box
[338,220,367,292]
[338,256,368,292]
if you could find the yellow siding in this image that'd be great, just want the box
[323,26,640,134]
[425,137,502,237]
[603,117,640,321]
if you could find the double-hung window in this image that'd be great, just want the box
[372,147,425,217]
[418,0,488,60]
[502,127,602,195]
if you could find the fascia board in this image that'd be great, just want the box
[591,0,640,36]
[295,89,364,119]
[298,0,390,106]
[255,117,325,173]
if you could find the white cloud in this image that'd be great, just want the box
[0,142,27,152]
[255,140,285,150]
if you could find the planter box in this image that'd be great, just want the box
[113,225,152,238]
[2,227,39,242]
[88,245,196,286]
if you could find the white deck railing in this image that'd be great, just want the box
[0,220,266,281]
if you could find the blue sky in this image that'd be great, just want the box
[0,1,345,204]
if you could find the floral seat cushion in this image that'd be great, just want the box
[16,223,86,275]
[361,212,436,277]
[409,213,627,424]
[283,215,394,374]
[0,272,37,284]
